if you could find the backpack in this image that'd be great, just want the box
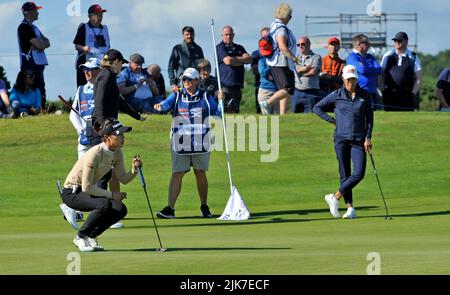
[258,24,287,58]
[258,35,275,58]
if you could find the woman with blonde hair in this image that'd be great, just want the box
[260,3,299,115]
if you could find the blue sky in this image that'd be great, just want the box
[1,0,449,102]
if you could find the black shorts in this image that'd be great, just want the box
[270,66,295,95]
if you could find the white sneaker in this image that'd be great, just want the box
[324,194,340,218]
[342,207,357,219]
[73,235,94,252]
[110,222,124,229]
[60,203,79,230]
[87,237,104,251]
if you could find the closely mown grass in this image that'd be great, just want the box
[0,112,449,274]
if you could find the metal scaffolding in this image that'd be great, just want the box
[305,13,418,57]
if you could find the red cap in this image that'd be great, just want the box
[22,2,43,11]
[88,4,107,14]
[328,37,340,45]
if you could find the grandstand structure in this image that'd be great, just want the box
[305,13,418,59]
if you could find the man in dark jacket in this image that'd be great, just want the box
[93,49,143,128]
[168,26,204,93]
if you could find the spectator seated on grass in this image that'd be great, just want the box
[0,78,15,118]
[10,70,42,117]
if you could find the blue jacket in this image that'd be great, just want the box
[346,51,381,94]
[313,87,373,141]
[258,57,277,92]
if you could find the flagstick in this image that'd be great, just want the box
[211,19,234,193]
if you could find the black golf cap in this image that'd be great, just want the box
[103,49,128,64]
[392,32,408,41]
[101,121,132,136]
[22,2,43,11]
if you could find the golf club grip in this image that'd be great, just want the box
[137,166,146,188]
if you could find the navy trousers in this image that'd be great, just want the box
[334,138,366,204]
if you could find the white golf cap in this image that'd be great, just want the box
[342,64,358,80]
[180,67,200,80]
[79,57,101,69]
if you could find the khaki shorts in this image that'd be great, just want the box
[171,149,210,173]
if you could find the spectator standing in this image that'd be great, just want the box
[17,2,49,110]
[381,32,422,111]
[10,70,42,117]
[346,34,381,108]
[117,53,162,114]
[154,68,223,219]
[435,66,450,111]
[291,36,322,113]
[260,3,298,115]
[320,37,345,94]
[313,65,374,219]
[0,79,14,118]
[216,26,252,113]
[168,26,204,93]
[197,58,218,99]
[147,64,167,98]
[73,4,110,87]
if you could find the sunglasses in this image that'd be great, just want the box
[182,77,194,83]
[296,43,306,47]
[25,73,35,78]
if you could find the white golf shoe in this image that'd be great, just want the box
[73,235,94,252]
[87,237,104,251]
[324,194,340,218]
[342,207,357,219]
[110,222,124,229]
[60,203,80,230]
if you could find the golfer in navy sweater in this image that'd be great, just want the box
[313,64,373,219]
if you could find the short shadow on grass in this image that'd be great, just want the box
[106,247,291,252]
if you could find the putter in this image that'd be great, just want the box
[136,160,167,252]
[368,150,392,220]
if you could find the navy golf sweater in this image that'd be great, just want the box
[313,87,373,141]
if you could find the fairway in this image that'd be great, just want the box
[1,112,449,274]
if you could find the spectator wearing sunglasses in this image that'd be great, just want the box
[291,36,322,113]
[10,70,42,117]
[73,4,110,87]
[154,68,224,219]
[380,32,422,111]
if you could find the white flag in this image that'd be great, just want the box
[217,186,250,220]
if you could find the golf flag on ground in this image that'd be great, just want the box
[217,186,250,220]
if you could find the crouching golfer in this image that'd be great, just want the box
[61,120,142,252]
[313,64,373,219]
[154,68,223,219]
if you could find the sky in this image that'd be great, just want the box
[1,0,449,102]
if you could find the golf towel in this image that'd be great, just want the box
[217,186,250,220]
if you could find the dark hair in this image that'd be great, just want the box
[13,70,37,93]
[182,26,195,34]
